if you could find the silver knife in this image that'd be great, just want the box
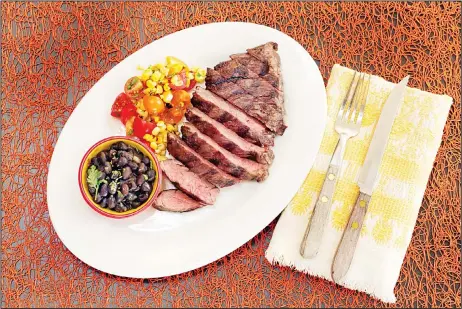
[331,76,409,283]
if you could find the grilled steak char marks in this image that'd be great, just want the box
[191,87,274,147]
[181,123,269,182]
[206,68,286,135]
[245,42,283,92]
[167,133,239,188]
[154,190,204,212]
[185,107,274,165]
[160,159,219,205]
[205,41,286,135]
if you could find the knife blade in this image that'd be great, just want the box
[357,76,409,195]
[331,76,409,283]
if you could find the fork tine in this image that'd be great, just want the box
[356,74,371,125]
[337,72,358,121]
[345,73,365,122]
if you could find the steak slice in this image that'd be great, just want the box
[207,67,283,108]
[167,133,239,188]
[154,190,204,212]
[185,107,274,165]
[230,53,280,90]
[246,42,283,91]
[192,87,274,147]
[181,123,269,182]
[160,159,219,205]
[206,68,286,135]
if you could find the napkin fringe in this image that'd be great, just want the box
[265,249,397,304]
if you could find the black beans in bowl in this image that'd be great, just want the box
[85,141,157,213]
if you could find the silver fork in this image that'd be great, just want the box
[300,72,370,258]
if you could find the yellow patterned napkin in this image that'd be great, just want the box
[266,64,453,303]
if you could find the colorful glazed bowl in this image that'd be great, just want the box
[78,136,162,219]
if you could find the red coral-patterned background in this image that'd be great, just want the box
[1,1,460,308]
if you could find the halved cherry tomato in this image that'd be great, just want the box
[133,117,156,139]
[111,93,133,117]
[120,104,137,125]
[183,79,196,92]
[169,71,187,90]
[171,90,191,109]
[124,76,144,99]
[161,106,185,124]
[143,95,165,115]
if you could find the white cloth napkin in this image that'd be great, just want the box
[266,64,453,303]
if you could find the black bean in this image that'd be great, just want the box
[133,155,142,164]
[115,204,127,213]
[127,193,137,201]
[136,174,145,186]
[100,198,107,208]
[138,162,147,173]
[103,162,112,174]
[132,201,141,208]
[138,193,149,202]
[146,170,156,181]
[95,193,103,203]
[119,142,128,151]
[107,196,116,209]
[89,187,96,195]
[121,183,129,196]
[98,172,106,180]
[125,203,133,211]
[142,156,150,165]
[98,151,107,164]
[119,151,134,160]
[128,161,138,171]
[99,183,108,197]
[91,157,99,166]
[122,166,132,180]
[108,181,117,195]
[109,149,117,157]
[141,182,151,192]
[118,156,128,167]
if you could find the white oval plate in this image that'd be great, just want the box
[47,22,327,278]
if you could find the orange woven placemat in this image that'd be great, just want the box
[1,1,460,308]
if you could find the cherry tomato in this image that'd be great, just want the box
[120,104,137,125]
[111,93,133,117]
[124,76,144,99]
[171,90,191,109]
[161,106,185,124]
[133,117,156,139]
[169,71,187,90]
[183,79,197,92]
[143,95,165,115]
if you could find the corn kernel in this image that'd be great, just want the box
[163,84,171,92]
[143,134,153,141]
[154,116,160,123]
[150,141,158,149]
[152,127,161,136]
[160,91,173,103]
[155,148,162,154]
[166,124,175,132]
[143,88,150,95]
[162,133,168,143]
[157,143,165,151]
[156,85,163,94]
[187,72,194,80]
[157,121,165,127]
[141,69,153,81]
[160,67,170,76]
[150,70,162,82]
[195,68,206,83]
[157,155,167,161]
[146,80,156,89]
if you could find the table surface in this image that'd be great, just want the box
[1,1,460,308]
